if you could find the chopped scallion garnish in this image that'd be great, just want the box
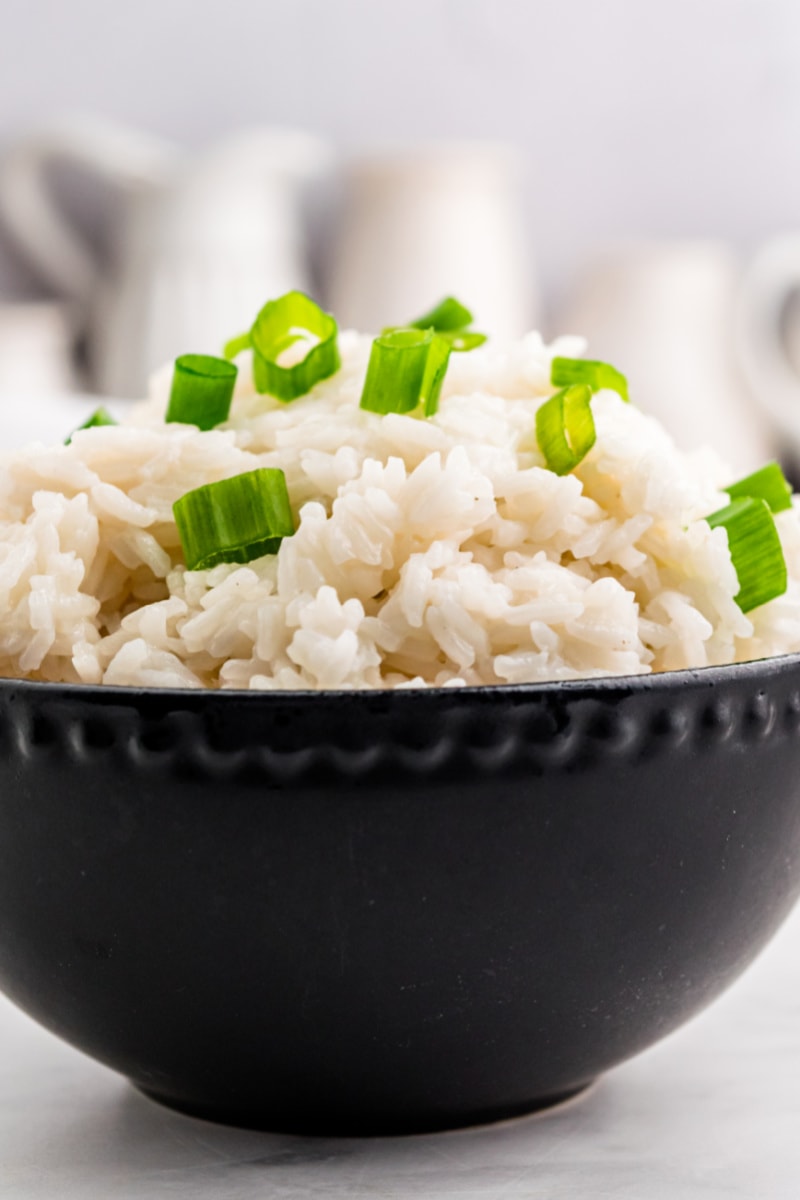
[224,291,340,402]
[420,334,452,417]
[389,295,486,353]
[725,462,792,514]
[360,328,452,418]
[551,356,629,402]
[446,330,487,352]
[535,384,596,475]
[707,497,787,612]
[409,296,474,333]
[65,407,117,445]
[222,331,252,361]
[173,467,294,572]
[166,354,238,431]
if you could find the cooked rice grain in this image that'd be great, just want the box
[1,329,798,690]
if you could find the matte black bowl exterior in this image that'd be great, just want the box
[2,657,800,1134]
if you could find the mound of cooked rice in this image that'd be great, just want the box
[0,329,798,690]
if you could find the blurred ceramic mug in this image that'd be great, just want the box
[0,116,332,398]
[328,143,538,336]
[0,301,79,397]
[554,240,773,471]
[737,234,800,473]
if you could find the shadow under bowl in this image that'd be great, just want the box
[1,655,800,1135]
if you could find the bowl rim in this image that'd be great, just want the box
[4,650,800,704]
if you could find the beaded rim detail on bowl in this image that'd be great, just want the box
[1,654,799,784]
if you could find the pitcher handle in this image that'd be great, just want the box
[0,115,176,305]
[737,234,800,439]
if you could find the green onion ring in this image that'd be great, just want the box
[725,461,793,514]
[386,296,487,352]
[225,292,340,402]
[166,354,238,431]
[551,356,629,402]
[173,467,295,572]
[408,296,474,333]
[707,496,787,612]
[445,330,487,352]
[535,384,596,475]
[360,328,452,417]
[223,332,252,361]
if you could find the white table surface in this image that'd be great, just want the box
[0,392,125,451]
[1,902,799,1200]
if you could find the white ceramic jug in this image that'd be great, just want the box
[554,240,773,471]
[736,234,800,470]
[328,143,538,336]
[0,301,79,398]
[0,117,332,397]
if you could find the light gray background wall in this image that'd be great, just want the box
[1,0,799,306]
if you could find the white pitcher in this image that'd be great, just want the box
[328,143,538,336]
[554,240,773,471]
[736,234,800,471]
[0,117,332,397]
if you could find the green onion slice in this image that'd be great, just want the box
[551,356,629,402]
[421,333,452,417]
[222,331,252,360]
[446,330,487,352]
[382,325,487,353]
[173,467,295,572]
[65,406,117,445]
[707,497,787,613]
[166,354,238,431]
[408,296,474,333]
[388,296,487,352]
[224,291,340,402]
[535,384,596,475]
[725,461,793,514]
[360,329,452,417]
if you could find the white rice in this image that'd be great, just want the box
[1,328,799,690]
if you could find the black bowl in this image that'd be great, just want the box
[2,656,800,1135]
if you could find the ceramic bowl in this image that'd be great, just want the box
[1,655,800,1134]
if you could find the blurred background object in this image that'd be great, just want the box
[738,234,800,477]
[555,240,774,470]
[0,301,79,396]
[0,0,797,466]
[0,118,331,396]
[328,144,536,335]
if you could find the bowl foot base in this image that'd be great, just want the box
[132,1078,596,1136]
